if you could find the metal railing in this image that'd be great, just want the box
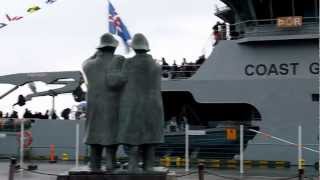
[1,118,319,178]
[161,65,202,80]
[158,124,319,179]
[215,17,319,40]
[0,118,33,132]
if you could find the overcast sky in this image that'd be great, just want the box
[0,0,225,115]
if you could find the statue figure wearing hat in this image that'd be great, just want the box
[82,33,125,171]
[117,33,164,172]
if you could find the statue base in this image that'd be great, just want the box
[57,167,168,180]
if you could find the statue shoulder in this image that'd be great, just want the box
[82,59,95,71]
[139,54,153,60]
[113,54,125,60]
[82,52,98,68]
[145,54,156,64]
[82,58,91,69]
[123,57,133,65]
[109,55,126,70]
[112,55,126,63]
[145,54,153,59]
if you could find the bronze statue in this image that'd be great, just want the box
[82,33,124,171]
[117,33,164,172]
[82,33,164,173]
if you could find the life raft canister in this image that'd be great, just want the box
[17,131,33,148]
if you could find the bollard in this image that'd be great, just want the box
[164,156,171,167]
[49,144,57,163]
[298,159,305,180]
[181,158,186,167]
[8,157,17,180]
[198,163,205,180]
[62,153,69,161]
[298,169,304,180]
[160,158,165,166]
[176,157,181,167]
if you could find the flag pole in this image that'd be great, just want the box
[107,0,110,33]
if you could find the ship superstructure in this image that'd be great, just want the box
[161,0,319,164]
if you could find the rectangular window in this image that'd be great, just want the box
[295,0,317,17]
[273,0,294,17]
[253,0,271,20]
[312,94,319,102]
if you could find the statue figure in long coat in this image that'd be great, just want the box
[82,33,124,171]
[117,33,164,172]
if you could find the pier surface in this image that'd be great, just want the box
[0,161,318,180]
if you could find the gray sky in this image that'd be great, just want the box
[0,0,224,115]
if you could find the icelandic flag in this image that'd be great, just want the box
[108,1,131,52]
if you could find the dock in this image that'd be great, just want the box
[0,161,318,180]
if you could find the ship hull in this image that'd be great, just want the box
[156,126,259,159]
[161,39,319,165]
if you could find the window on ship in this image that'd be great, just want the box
[295,0,319,21]
[252,0,273,23]
[272,0,294,17]
[312,94,319,102]
[272,0,319,19]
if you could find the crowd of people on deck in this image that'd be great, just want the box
[0,107,74,120]
[159,55,206,79]
[157,22,233,80]
[164,116,188,133]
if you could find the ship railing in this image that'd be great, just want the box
[161,64,202,80]
[216,17,319,40]
[0,118,33,132]
[241,126,320,177]
[2,119,319,178]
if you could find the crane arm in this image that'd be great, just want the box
[0,71,84,101]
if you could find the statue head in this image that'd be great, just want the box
[97,33,119,50]
[131,33,150,53]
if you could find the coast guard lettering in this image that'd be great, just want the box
[244,62,319,76]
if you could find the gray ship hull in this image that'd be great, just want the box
[161,39,319,164]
